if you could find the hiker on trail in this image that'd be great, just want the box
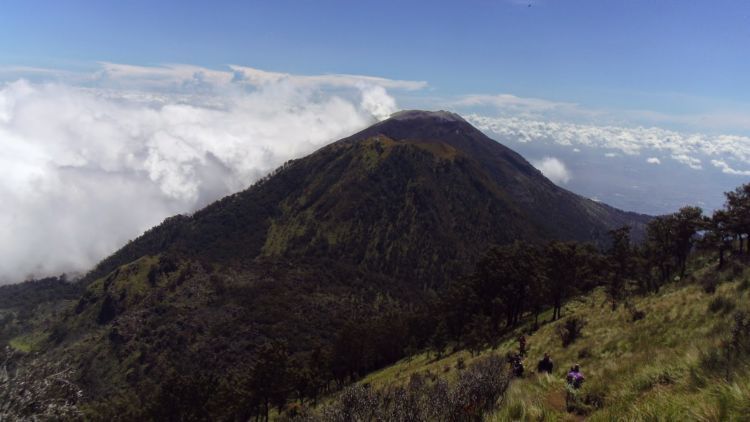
[566,364,585,389]
[507,353,525,377]
[518,335,527,357]
[537,352,553,373]
[512,355,524,377]
[564,364,585,412]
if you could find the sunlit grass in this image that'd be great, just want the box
[360,259,750,420]
[9,330,48,353]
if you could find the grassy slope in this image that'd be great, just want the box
[360,257,750,421]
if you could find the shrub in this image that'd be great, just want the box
[577,348,592,360]
[730,261,745,278]
[625,301,646,322]
[699,347,730,380]
[702,273,719,294]
[699,311,750,380]
[452,354,509,418]
[730,311,750,353]
[0,349,84,420]
[97,294,118,325]
[583,388,606,410]
[208,274,227,295]
[298,354,509,421]
[634,368,677,393]
[708,296,735,314]
[556,317,587,348]
[317,384,378,422]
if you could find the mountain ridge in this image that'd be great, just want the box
[82,110,648,287]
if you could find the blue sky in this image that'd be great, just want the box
[2,0,749,123]
[2,0,750,281]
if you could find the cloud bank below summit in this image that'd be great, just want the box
[466,114,750,175]
[4,62,750,282]
[0,63,423,283]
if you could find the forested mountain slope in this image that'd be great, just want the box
[83,110,649,288]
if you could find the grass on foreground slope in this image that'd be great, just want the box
[360,258,750,421]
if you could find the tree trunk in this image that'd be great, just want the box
[553,302,562,320]
[739,234,743,254]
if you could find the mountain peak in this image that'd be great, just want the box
[387,109,467,123]
[340,109,483,150]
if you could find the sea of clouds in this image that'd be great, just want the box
[464,113,750,216]
[466,114,750,174]
[0,64,425,283]
[3,63,750,283]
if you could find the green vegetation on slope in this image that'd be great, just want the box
[80,112,649,290]
[356,257,750,421]
[0,275,80,349]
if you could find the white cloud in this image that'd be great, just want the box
[466,114,750,172]
[93,62,428,93]
[455,91,750,133]
[605,152,618,158]
[229,65,428,91]
[455,93,577,114]
[646,157,661,164]
[711,159,750,176]
[671,154,702,170]
[0,63,424,283]
[532,157,571,185]
[625,108,750,133]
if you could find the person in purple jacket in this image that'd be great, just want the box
[566,364,585,389]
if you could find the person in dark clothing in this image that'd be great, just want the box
[512,355,525,377]
[518,335,527,357]
[506,352,525,377]
[537,352,554,373]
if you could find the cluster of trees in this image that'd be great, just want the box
[435,239,603,355]
[432,183,750,357]
[0,275,80,310]
[646,183,750,282]
[702,184,750,266]
[220,314,426,420]
[0,275,81,347]
[103,316,422,421]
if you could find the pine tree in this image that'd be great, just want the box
[430,320,449,359]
